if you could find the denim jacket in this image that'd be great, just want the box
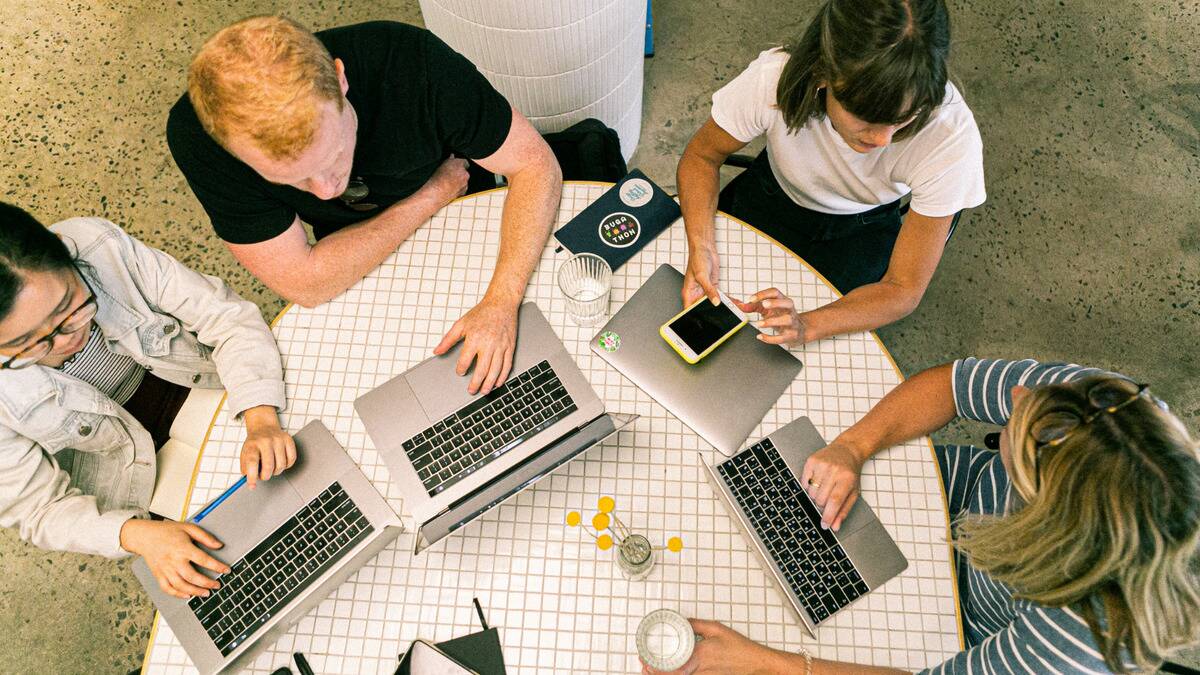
[0,218,286,558]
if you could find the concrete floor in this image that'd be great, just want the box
[1,0,1196,672]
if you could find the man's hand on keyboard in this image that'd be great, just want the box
[801,441,866,533]
[433,297,519,395]
[240,405,297,489]
[120,519,232,600]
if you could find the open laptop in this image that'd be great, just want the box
[702,416,907,635]
[133,420,403,675]
[591,264,802,456]
[355,301,635,553]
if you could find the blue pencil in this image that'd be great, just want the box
[190,476,247,523]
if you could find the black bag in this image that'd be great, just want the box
[543,118,627,182]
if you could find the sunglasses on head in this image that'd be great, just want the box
[984,380,1157,492]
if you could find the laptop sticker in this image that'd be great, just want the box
[619,178,654,207]
[597,331,622,352]
[599,212,641,248]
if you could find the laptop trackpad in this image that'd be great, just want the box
[194,476,304,570]
[404,349,476,420]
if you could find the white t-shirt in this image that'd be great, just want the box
[711,48,986,218]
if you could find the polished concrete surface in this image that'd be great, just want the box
[1,1,1196,672]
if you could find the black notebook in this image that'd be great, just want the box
[554,169,680,271]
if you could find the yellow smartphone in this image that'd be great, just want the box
[659,291,749,364]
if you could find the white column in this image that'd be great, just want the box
[419,0,646,161]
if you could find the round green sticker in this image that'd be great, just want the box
[597,331,621,352]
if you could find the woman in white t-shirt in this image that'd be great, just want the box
[678,0,985,346]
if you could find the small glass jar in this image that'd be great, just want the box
[617,533,655,580]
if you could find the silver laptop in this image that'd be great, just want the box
[590,264,802,456]
[133,420,403,675]
[702,416,907,635]
[355,301,635,553]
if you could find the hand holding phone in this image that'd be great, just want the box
[659,291,748,364]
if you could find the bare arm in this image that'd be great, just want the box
[832,362,958,461]
[802,362,957,531]
[794,209,954,342]
[225,158,469,308]
[433,106,562,394]
[470,106,562,313]
[677,117,750,305]
[652,619,910,674]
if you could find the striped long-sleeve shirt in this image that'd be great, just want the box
[919,357,1138,674]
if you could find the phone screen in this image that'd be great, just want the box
[668,299,743,354]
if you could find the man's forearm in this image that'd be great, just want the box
[483,161,561,306]
[835,362,957,464]
[678,150,721,249]
[294,191,444,306]
[799,279,923,343]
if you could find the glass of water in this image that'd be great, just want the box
[557,253,612,326]
[636,608,698,672]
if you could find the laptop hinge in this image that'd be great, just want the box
[415,412,636,553]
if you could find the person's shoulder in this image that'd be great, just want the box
[920,82,981,140]
[49,216,124,244]
[745,47,790,78]
[719,48,788,104]
[50,217,148,264]
[166,92,203,142]
[165,92,223,167]
[316,21,428,54]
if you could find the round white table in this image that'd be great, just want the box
[144,183,962,674]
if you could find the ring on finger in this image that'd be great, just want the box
[808,478,821,489]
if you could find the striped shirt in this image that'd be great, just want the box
[59,326,146,405]
[919,357,1137,674]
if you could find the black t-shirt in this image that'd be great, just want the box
[167,22,513,244]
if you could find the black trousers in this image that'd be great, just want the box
[717,150,906,294]
[123,371,191,451]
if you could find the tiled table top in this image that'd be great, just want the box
[144,183,962,674]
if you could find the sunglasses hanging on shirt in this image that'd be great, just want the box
[338,177,379,212]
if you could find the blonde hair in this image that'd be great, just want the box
[955,376,1200,672]
[187,15,343,160]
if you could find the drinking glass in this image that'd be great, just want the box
[557,253,612,326]
[636,608,698,672]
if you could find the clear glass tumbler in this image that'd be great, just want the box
[636,608,698,672]
[557,253,612,326]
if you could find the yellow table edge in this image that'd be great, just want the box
[140,182,964,673]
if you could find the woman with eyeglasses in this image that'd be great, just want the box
[646,358,1200,674]
[0,202,295,600]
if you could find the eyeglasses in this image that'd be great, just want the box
[1015,380,1155,495]
[337,178,378,212]
[983,379,1155,452]
[0,273,98,370]
[1028,380,1153,449]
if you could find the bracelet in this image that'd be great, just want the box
[798,646,813,675]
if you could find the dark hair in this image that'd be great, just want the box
[0,202,76,321]
[776,0,951,141]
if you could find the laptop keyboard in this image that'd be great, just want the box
[187,482,374,655]
[717,439,869,624]
[402,359,577,496]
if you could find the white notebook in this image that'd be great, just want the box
[148,388,224,519]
